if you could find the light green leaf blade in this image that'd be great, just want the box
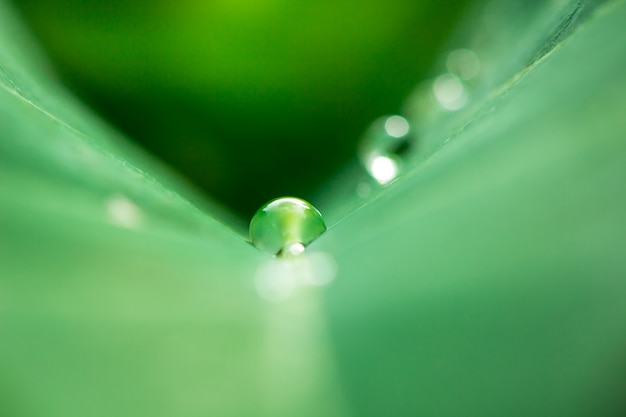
[318,1,626,416]
[0,1,345,416]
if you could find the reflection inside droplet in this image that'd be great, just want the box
[284,242,305,257]
[433,73,468,110]
[106,195,141,229]
[369,156,399,185]
[254,251,337,303]
[447,49,481,80]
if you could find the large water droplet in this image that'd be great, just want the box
[358,115,412,184]
[249,197,326,256]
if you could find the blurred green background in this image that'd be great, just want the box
[4,0,626,416]
[12,0,468,218]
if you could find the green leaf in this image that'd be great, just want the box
[317,0,626,416]
[2,0,626,416]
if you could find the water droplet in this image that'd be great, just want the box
[433,73,468,110]
[369,156,399,185]
[106,195,142,229]
[447,49,481,80]
[249,197,326,256]
[359,115,413,184]
[384,115,410,138]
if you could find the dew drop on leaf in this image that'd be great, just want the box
[446,48,481,81]
[433,73,468,110]
[249,197,326,256]
[358,115,413,184]
[106,194,142,229]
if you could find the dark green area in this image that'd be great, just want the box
[12,0,468,218]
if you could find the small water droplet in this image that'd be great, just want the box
[359,115,413,185]
[447,49,481,80]
[106,195,142,229]
[433,73,468,110]
[249,197,326,256]
[384,115,410,138]
[369,156,399,185]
